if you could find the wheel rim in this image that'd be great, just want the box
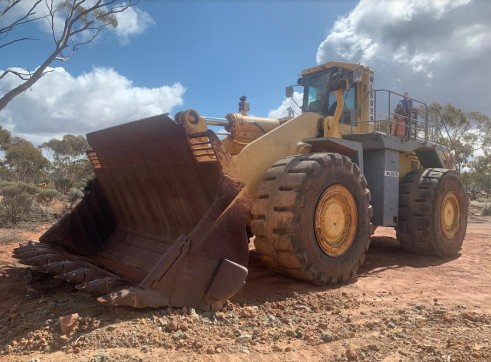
[314,184,357,257]
[441,191,460,239]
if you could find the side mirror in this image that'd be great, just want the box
[285,86,294,98]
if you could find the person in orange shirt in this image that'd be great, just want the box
[392,103,405,137]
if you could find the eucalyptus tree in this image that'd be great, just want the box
[0,0,139,112]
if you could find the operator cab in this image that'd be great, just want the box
[301,66,358,125]
[287,62,372,132]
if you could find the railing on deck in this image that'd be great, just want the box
[348,89,455,166]
[353,89,451,145]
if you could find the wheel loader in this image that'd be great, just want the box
[14,61,468,310]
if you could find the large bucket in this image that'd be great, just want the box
[14,111,251,310]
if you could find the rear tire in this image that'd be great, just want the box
[251,153,372,285]
[396,168,467,257]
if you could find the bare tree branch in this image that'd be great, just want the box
[0,0,22,23]
[0,0,44,37]
[0,0,140,113]
[0,36,38,49]
[0,69,33,82]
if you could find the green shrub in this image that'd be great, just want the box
[54,178,73,195]
[0,181,37,195]
[482,203,491,216]
[37,188,62,206]
[0,184,34,224]
[16,182,38,195]
[60,187,85,215]
[67,188,84,202]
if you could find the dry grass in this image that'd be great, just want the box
[0,230,22,245]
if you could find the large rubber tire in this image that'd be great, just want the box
[251,153,372,285]
[396,168,468,257]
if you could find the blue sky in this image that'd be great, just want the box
[84,0,355,117]
[1,0,490,144]
[133,0,356,117]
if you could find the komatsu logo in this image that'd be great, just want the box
[385,170,399,177]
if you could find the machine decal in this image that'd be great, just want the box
[369,75,374,122]
[385,170,399,177]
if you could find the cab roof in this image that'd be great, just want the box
[301,61,370,76]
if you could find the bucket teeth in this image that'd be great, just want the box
[34,260,80,274]
[55,267,108,283]
[98,287,170,308]
[76,277,128,294]
[14,249,53,260]
[20,253,66,266]
[13,244,53,258]
[16,240,41,248]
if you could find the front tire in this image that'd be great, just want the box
[251,153,372,285]
[396,168,468,257]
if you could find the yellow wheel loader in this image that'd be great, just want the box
[14,61,468,309]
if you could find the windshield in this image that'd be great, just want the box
[303,70,332,115]
[302,68,356,118]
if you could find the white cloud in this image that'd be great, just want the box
[268,92,303,119]
[316,0,490,115]
[5,0,153,45]
[113,7,155,44]
[0,67,185,144]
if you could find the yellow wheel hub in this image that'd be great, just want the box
[314,184,357,257]
[441,191,460,239]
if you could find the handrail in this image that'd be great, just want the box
[345,89,453,166]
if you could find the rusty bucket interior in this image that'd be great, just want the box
[14,113,250,309]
